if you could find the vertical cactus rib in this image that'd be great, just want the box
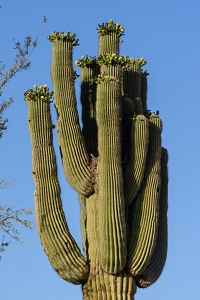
[98,32,120,56]
[141,72,148,112]
[27,93,89,284]
[82,193,103,298]
[78,195,88,259]
[80,65,99,156]
[83,260,136,300]
[83,269,136,300]
[51,39,93,196]
[123,115,149,207]
[123,63,143,114]
[135,147,168,288]
[82,193,136,299]
[126,114,162,276]
[121,97,134,166]
[96,64,127,274]
[97,20,124,56]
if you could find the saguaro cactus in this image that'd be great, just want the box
[25,20,168,299]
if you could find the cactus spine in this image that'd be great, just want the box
[25,20,168,299]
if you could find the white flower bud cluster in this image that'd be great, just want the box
[75,54,148,71]
[97,19,125,37]
[24,85,53,102]
[75,55,98,68]
[47,31,79,46]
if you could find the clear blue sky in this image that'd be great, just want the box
[0,0,200,299]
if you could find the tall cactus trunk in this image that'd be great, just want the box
[80,194,136,299]
[25,20,168,299]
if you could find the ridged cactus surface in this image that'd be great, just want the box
[25,20,168,299]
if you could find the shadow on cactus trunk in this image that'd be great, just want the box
[25,20,168,299]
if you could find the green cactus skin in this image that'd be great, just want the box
[25,20,168,299]
[97,20,123,56]
[80,193,136,299]
[80,65,99,156]
[96,64,127,274]
[27,89,89,284]
[141,72,148,112]
[52,40,93,196]
[98,32,120,56]
[126,115,162,276]
[135,147,168,288]
[123,62,143,114]
[123,115,149,207]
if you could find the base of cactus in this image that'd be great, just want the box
[82,264,136,299]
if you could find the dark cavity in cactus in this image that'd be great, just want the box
[25,20,168,300]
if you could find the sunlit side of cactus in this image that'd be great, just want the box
[25,20,168,299]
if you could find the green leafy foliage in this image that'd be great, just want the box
[0,16,47,138]
[0,180,34,260]
[0,97,13,138]
[0,16,47,92]
[0,17,46,259]
[0,203,33,259]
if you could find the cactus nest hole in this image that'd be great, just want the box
[89,154,98,193]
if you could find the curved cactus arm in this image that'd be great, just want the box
[96,64,127,274]
[49,34,93,197]
[26,87,89,284]
[126,114,162,276]
[135,147,168,288]
[123,115,149,207]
